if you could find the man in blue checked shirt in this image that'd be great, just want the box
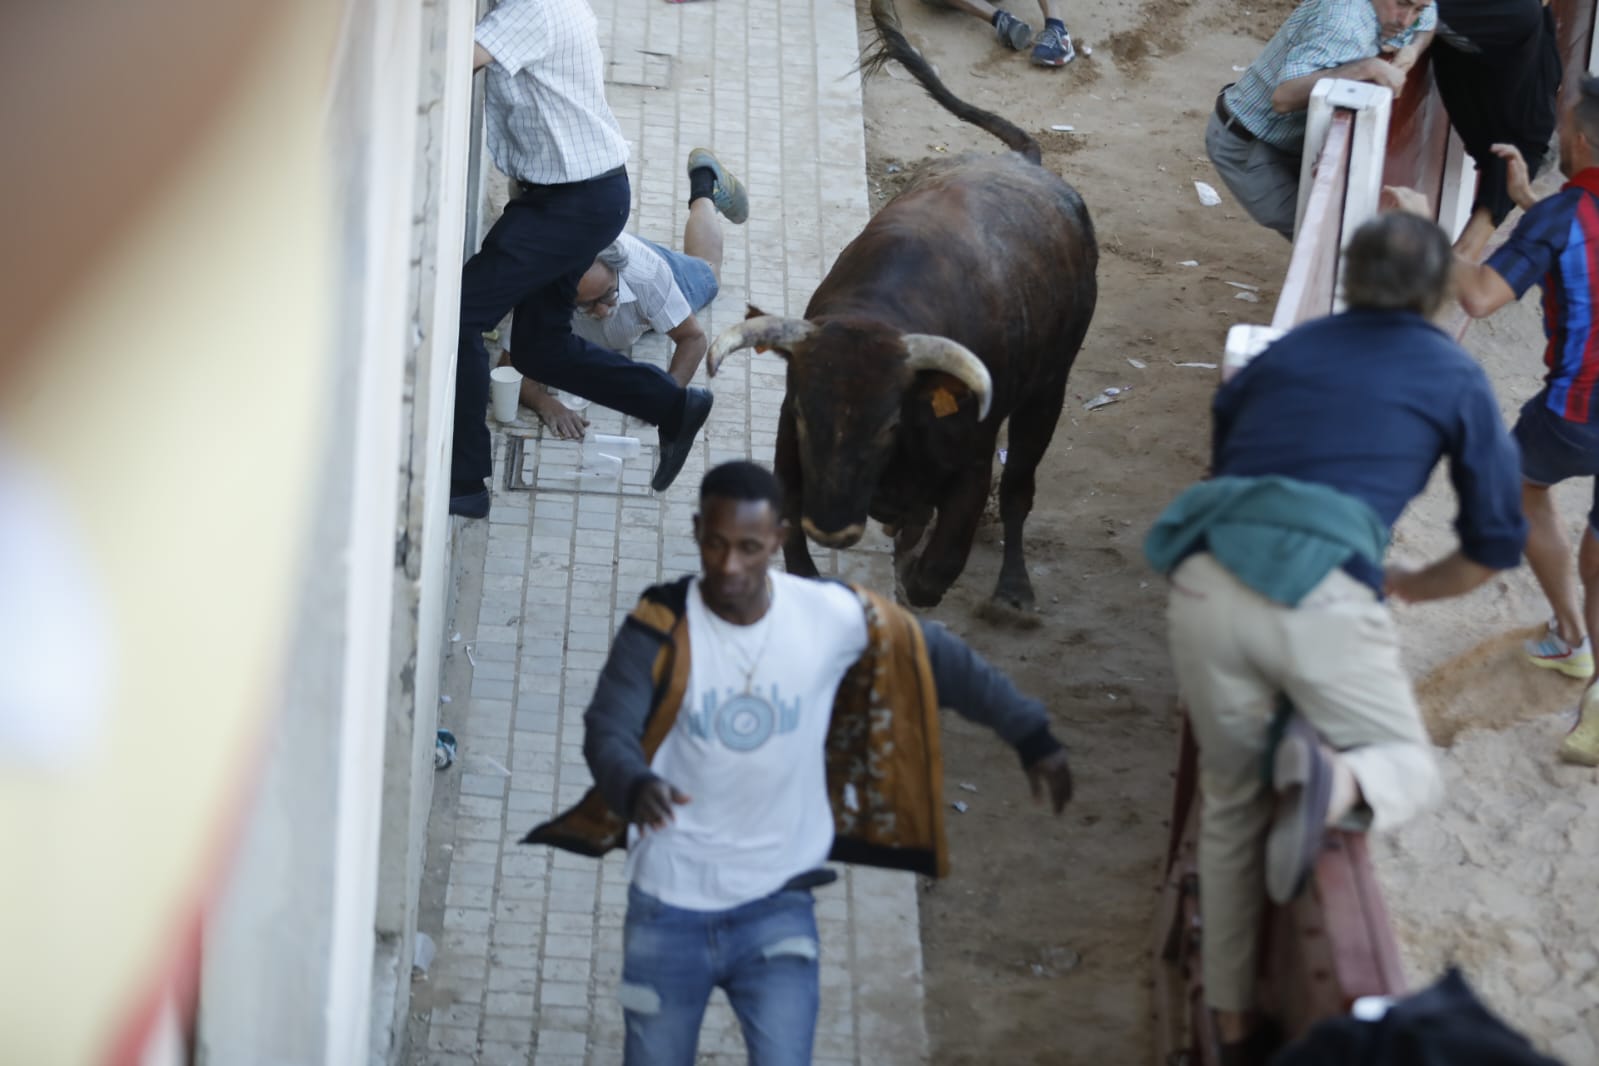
[1207,0,1435,239]
[1401,73,1599,768]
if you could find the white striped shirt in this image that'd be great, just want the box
[571,234,692,350]
[475,0,630,185]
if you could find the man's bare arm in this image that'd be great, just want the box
[1385,552,1495,604]
[1455,260,1518,318]
[473,42,493,72]
[1272,57,1403,113]
[664,316,709,386]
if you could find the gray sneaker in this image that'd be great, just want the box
[992,10,1033,50]
[686,148,748,225]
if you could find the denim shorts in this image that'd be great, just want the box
[642,238,719,313]
[1513,394,1599,528]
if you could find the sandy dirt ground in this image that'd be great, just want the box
[849,0,1599,1062]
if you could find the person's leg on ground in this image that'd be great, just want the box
[681,198,725,285]
[620,886,717,1066]
[1030,0,1075,66]
[1561,519,1599,764]
[1165,554,1280,1051]
[1521,480,1590,666]
[923,0,1033,50]
[1515,397,1599,675]
[718,888,822,1066]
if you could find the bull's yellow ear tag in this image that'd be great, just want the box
[755,345,771,353]
[930,386,959,418]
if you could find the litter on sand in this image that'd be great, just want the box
[1127,357,1148,369]
[1082,45,1093,56]
[1084,386,1127,411]
[959,782,980,793]
[952,801,970,814]
[1225,281,1261,292]
[1178,260,1199,267]
[1235,291,1261,302]
[1232,64,1247,72]
[1194,181,1222,207]
[1050,124,1076,132]
[998,448,1008,464]
[413,932,437,975]
[1172,360,1219,369]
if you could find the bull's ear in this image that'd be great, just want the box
[916,372,973,420]
[744,304,768,320]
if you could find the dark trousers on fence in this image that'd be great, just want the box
[452,166,685,485]
[1432,0,1561,225]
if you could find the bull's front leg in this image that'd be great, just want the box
[775,405,820,577]
[901,464,990,608]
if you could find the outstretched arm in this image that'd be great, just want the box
[919,620,1073,812]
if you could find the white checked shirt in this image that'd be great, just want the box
[475,0,630,185]
[572,234,693,351]
[1224,0,1435,152]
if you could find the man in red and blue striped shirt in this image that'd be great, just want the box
[1449,73,1599,767]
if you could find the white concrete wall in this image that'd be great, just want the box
[371,0,478,1060]
[195,0,423,1062]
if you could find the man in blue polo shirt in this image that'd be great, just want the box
[1207,0,1434,239]
[1146,212,1525,1064]
[1446,73,1599,767]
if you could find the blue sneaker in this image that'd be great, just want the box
[1525,623,1594,679]
[686,148,748,225]
[1031,22,1077,67]
[992,10,1033,50]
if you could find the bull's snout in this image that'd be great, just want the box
[801,517,865,549]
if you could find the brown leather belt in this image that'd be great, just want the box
[1215,88,1256,144]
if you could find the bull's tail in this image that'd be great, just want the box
[863,0,1042,165]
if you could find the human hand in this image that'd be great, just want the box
[1384,43,1421,76]
[631,778,691,830]
[1380,184,1431,217]
[529,391,590,440]
[1365,57,1407,94]
[1025,749,1074,814]
[1490,143,1536,210]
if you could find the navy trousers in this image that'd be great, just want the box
[452,167,684,485]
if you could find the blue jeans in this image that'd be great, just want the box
[641,238,719,313]
[619,884,819,1066]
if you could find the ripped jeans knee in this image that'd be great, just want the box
[618,885,822,1066]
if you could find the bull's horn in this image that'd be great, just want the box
[902,334,993,421]
[707,316,815,377]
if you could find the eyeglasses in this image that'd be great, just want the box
[576,286,620,313]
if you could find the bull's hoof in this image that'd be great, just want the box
[975,596,1043,630]
[901,570,948,609]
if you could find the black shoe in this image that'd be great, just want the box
[449,486,490,519]
[652,386,714,492]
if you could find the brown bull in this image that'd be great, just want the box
[706,0,1097,610]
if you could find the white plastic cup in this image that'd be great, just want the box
[489,366,522,422]
[584,433,641,459]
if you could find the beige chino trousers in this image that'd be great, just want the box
[1165,553,1442,1011]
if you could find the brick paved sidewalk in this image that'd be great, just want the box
[405,0,929,1063]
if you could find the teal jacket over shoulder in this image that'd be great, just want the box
[1143,476,1388,607]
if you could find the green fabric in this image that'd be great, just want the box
[1143,476,1388,606]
